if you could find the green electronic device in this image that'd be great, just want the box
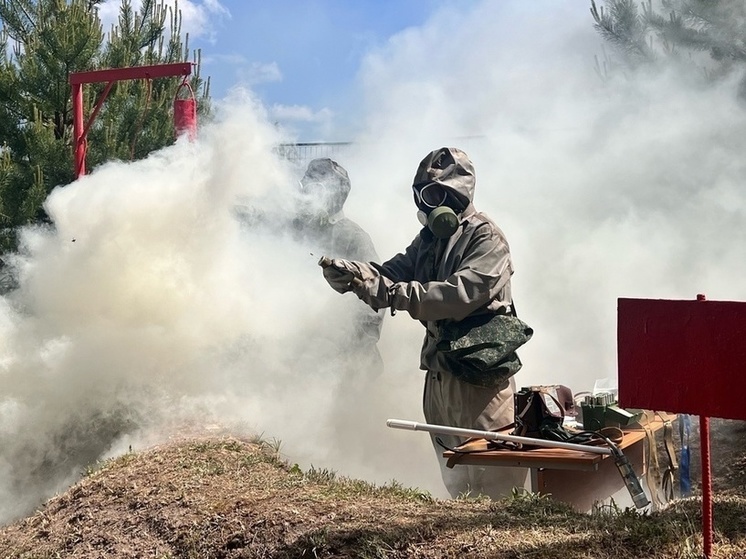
[580,392,642,431]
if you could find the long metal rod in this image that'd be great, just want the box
[386,419,613,456]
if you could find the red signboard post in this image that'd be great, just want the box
[617,295,746,557]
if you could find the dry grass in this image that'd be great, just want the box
[0,419,744,559]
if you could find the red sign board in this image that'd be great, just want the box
[617,297,746,420]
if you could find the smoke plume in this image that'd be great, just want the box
[2,1,746,524]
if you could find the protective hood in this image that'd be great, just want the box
[299,158,351,217]
[412,147,475,213]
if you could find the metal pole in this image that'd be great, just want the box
[386,419,613,456]
[696,293,713,558]
[700,415,713,558]
[72,82,85,178]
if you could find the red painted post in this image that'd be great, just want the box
[697,293,713,558]
[72,82,85,178]
[700,415,713,557]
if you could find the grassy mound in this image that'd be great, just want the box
[1,436,745,558]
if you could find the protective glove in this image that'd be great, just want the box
[323,265,355,294]
[352,278,394,312]
[319,257,361,294]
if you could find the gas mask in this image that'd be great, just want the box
[414,182,459,239]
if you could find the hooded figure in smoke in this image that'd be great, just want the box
[321,147,528,499]
[295,158,378,263]
[295,158,384,374]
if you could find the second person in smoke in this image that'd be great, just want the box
[295,158,384,375]
[320,147,528,499]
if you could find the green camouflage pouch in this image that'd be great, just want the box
[436,311,534,388]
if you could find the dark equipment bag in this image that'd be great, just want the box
[436,303,533,388]
[513,385,568,439]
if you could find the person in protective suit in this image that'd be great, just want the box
[296,158,384,375]
[319,147,528,499]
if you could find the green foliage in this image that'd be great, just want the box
[591,0,746,94]
[591,0,655,63]
[0,0,211,254]
[88,0,211,165]
[652,1,746,64]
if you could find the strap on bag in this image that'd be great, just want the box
[679,414,692,497]
[661,415,679,502]
[641,411,679,507]
[642,411,664,509]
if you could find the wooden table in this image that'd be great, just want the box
[443,414,675,512]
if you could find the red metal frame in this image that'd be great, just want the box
[69,63,193,178]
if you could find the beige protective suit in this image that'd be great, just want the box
[323,147,528,499]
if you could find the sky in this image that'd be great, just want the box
[99,0,469,141]
[2,0,746,526]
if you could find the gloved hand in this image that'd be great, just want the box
[352,278,393,312]
[319,257,361,294]
[323,265,356,294]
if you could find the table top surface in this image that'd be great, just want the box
[443,413,674,469]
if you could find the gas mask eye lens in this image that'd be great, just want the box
[413,183,447,209]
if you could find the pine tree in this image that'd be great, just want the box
[590,0,656,65]
[590,0,746,95]
[0,0,210,253]
[88,0,210,164]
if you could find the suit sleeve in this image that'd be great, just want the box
[349,225,511,322]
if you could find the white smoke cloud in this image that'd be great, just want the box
[339,1,746,391]
[2,0,746,525]
[0,87,442,523]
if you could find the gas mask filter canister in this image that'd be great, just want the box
[414,182,459,238]
[417,206,459,239]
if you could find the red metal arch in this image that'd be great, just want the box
[69,63,193,179]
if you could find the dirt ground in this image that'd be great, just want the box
[686,417,746,496]
[0,416,743,559]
